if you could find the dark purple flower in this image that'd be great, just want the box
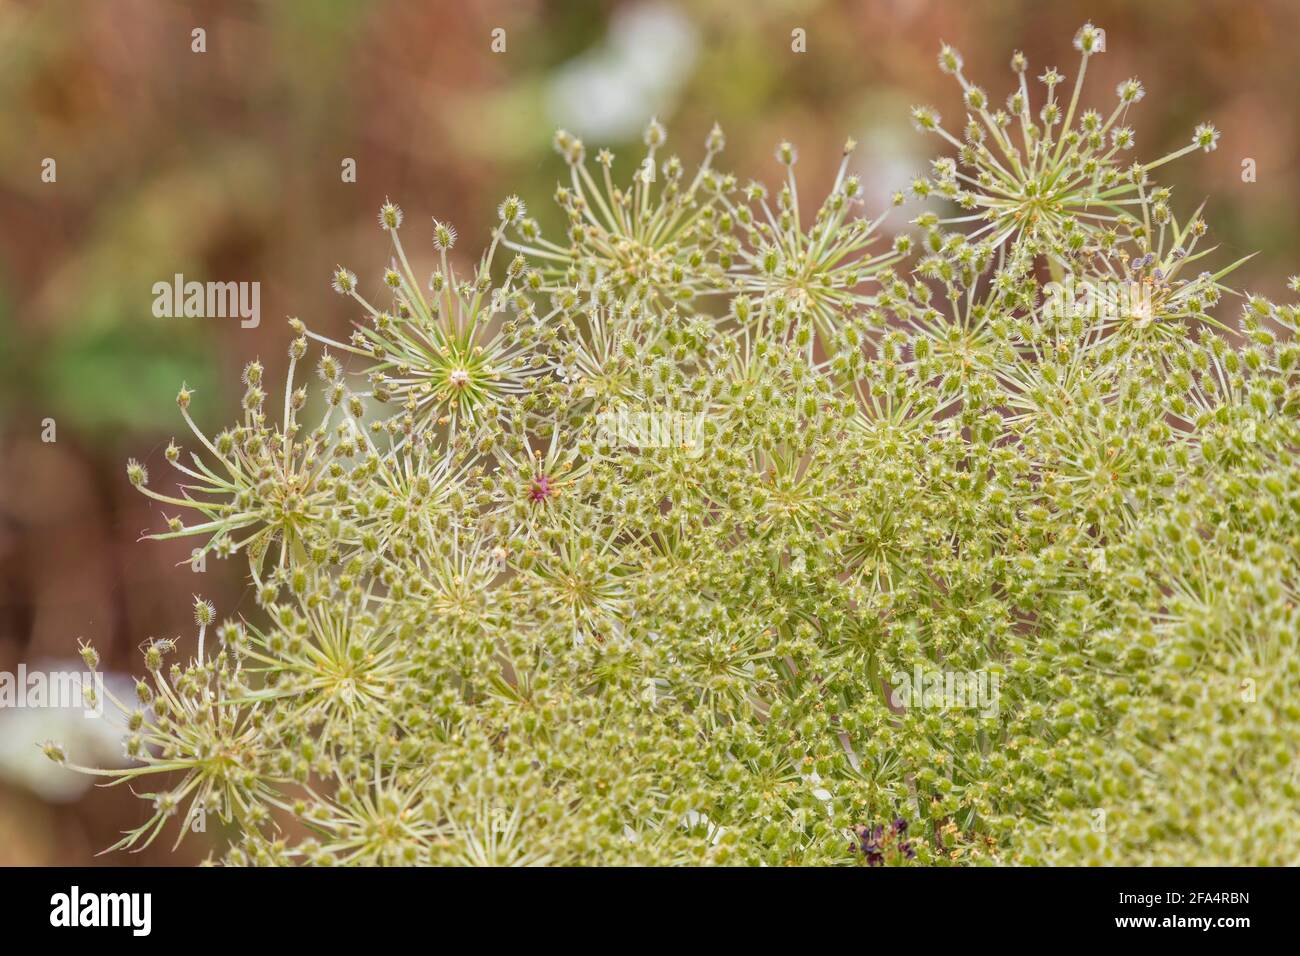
[852,818,916,864]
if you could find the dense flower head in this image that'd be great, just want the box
[62,24,1300,866]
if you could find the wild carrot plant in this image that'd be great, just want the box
[55,24,1299,865]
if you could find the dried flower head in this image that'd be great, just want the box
[77,24,1299,868]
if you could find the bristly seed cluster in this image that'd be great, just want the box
[63,26,1299,865]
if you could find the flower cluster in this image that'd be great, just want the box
[59,25,1299,866]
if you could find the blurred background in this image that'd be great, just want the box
[0,0,1296,865]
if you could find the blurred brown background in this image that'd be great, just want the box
[1,0,1296,865]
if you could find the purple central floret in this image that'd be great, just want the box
[850,819,914,865]
[529,473,555,503]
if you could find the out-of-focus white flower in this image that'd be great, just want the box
[0,663,133,802]
[547,2,698,141]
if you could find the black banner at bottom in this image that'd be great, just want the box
[0,865,1282,943]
